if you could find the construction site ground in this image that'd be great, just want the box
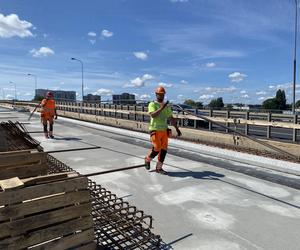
[1,108,300,250]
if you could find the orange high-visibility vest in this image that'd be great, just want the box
[41,99,56,116]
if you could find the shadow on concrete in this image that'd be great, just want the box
[53,137,82,141]
[167,170,225,180]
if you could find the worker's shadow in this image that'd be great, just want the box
[167,170,225,180]
[52,137,82,141]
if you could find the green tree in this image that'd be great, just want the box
[209,97,224,108]
[275,89,286,110]
[262,98,279,110]
[184,99,195,107]
[184,99,203,108]
[261,89,287,110]
[194,101,203,108]
[295,100,300,108]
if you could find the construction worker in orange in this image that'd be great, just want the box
[145,86,182,174]
[40,91,58,139]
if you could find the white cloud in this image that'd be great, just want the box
[93,88,113,96]
[101,29,113,38]
[241,94,249,98]
[125,74,154,88]
[89,39,96,44]
[240,90,247,94]
[180,80,188,84]
[139,94,151,100]
[202,86,237,95]
[30,47,55,57]
[205,62,216,68]
[133,51,148,60]
[258,96,273,101]
[0,13,33,38]
[269,82,296,91]
[199,94,214,100]
[5,94,13,99]
[256,91,266,95]
[228,72,247,82]
[158,82,173,88]
[88,31,96,37]
[24,92,32,96]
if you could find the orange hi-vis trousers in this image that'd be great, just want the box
[147,130,169,163]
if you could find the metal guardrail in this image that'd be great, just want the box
[1,100,299,143]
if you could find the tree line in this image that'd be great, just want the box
[183,89,300,110]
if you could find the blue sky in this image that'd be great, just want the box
[0,0,299,104]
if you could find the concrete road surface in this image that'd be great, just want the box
[1,109,300,250]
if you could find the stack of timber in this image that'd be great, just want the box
[0,150,96,250]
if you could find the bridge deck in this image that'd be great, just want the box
[1,108,300,249]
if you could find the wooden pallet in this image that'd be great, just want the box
[0,151,47,179]
[0,170,96,249]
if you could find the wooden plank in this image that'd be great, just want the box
[0,163,47,179]
[0,150,31,156]
[0,177,88,206]
[0,152,46,167]
[31,229,95,250]
[0,177,24,191]
[0,216,94,249]
[0,172,76,190]
[0,203,92,238]
[0,190,90,221]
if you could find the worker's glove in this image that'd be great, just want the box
[176,127,182,137]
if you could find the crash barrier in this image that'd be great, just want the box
[1,100,299,143]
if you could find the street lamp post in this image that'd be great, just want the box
[293,0,298,114]
[71,57,84,101]
[27,73,37,97]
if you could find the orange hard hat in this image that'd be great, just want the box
[155,86,166,94]
[46,91,53,98]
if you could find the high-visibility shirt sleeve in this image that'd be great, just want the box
[148,102,156,113]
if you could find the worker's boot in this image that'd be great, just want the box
[155,161,167,175]
[49,131,54,139]
[144,156,151,170]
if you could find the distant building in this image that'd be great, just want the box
[112,93,136,104]
[35,89,76,102]
[83,94,101,103]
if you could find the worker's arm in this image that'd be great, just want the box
[170,117,182,136]
[149,101,169,118]
[40,99,46,108]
